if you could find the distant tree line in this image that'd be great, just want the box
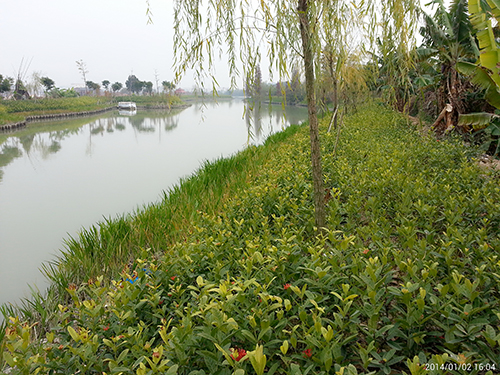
[0,71,178,100]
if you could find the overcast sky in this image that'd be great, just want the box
[1,0,448,92]
[0,0,200,90]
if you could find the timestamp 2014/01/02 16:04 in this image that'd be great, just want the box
[423,363,497,372]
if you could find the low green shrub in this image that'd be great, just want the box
[2,103,500,374]
[2,96,113,114]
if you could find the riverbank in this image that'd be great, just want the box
[2,102,500,373]
[0,95,184,131]
[0,107,116,132]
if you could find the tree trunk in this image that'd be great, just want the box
[332,78,339,129]
[298,0,327,233]
[327,55,339,130]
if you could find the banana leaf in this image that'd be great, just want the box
[458,112,500,129]
[457,61,500,108]
[457,61,494,89]
[487,0,500,20]
[469,0,500,85]
[485,87,500,108]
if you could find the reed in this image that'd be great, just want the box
[39,126,298,301]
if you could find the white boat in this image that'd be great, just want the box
[117,102,137,110]
[118,109,137,116]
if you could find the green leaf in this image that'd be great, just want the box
[214,343,233,365]
[290,363,302,375]
[280,340,289,355]
[3,352,16,367]
[196,276,204,286]
[249,345,267,375]
[111,367,132,374]
[267,362,281,375]
[67,326,80,342]
[239,329,257,343]
[166,364,179,374]
[491,125,500,135]
[485,87,500,109]
[115,348,129,364]
[458,112,496,129]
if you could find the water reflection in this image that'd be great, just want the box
[0,109,187,182]
[0,100,308,307]
[244,100,307,144]
[0,144,22,177]
[0,103,305,185]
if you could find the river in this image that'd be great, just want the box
[0,99,308,307]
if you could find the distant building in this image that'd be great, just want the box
[73,87,87,96]
[174,88,187,96]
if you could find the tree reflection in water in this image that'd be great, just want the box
[0,103,308,184]
[0,101,309,308]
[0,109,187,183]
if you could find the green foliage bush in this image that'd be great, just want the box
[2,103,500,374]
[2,97,113,114]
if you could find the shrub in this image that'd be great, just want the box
[3,103,500,374]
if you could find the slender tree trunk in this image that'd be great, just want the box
[298,0,326,232]
[332,77,339,129]
[328,56,339,129]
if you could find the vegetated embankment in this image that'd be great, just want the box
[2,103,500,374]
[0,95,185,131]
[0,107,116,132]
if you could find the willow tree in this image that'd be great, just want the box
[320,1,367,127]
[366,1,420,112]
[168,0,417,232]
[173,0,333,231]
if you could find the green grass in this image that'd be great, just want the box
[39,139,280,297]
[0,103,23,125]
[2,96,113,114]
[0,114,24,126]
[0,95,184,126]
[2,102,500,374]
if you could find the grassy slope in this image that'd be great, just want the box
[2,103,500,374]
[0,95,183,125]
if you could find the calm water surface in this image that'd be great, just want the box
[0,99,307,306]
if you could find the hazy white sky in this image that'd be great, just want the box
[1,0,449,92]
[0,0,199,90]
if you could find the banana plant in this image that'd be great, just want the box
[457,0,500,128]
[458,111,500,154]
[419,0,477,121]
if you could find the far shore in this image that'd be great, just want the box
[0,99,191,132]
